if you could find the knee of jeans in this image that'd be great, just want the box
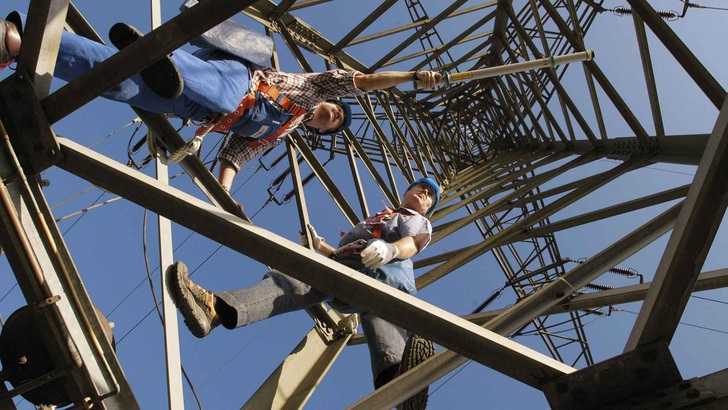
[265,270,311,295]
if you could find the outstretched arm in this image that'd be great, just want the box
[354,70,442,91]
[218,159,237,192]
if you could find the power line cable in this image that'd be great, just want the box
[619,308,728,336]
[681,0,728,12]
[51,185,98,210]
[61,190,106,236]
[428,360,472,398]
[597,158,695,176]
[691,294,728,305]
[0,283,18,304]
[40,118,143,177]
[141,209,204,410]
[113,244,225,344]
[107,226,198,318]
[193,317,280,392]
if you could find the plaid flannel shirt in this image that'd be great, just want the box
[217,67,363,171]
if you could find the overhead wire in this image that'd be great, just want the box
[692,294,728,305]
[193,316,280,392]
[106,132,279,405]
[141,209,204,410]
[51,185,99,210]
[61,190,107,236]
[680,0,728,12]
[428,360,472,398]
[0,283,18,305]
[56,196,124,223]
[597,158,695,176]
[618,308,728,336]
[39,117,143,178]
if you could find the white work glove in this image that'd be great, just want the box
[360,240,399,270]
[299,223,324,250]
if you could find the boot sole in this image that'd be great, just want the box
[109,22,183,100]
[166,262,211,338]
[396,335,436,410]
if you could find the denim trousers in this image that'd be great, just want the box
[216,270,407,383]
[54,29,252,120]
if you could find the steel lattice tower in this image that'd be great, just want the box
[0,0,726,409]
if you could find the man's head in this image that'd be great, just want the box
[402,177,441,217]
[306,99,352,135]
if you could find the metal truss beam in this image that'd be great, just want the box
[625,0,725,109]
[346,268,728,345]
[351,196,681,410]
[56,137,575,389]
[626,97,728,350]
[0,132,139,408]
[43,0,260,124]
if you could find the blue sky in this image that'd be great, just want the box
[1,1,728,409]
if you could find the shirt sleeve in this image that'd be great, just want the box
[217,134,284,172]
[306,69,365,99]
[393,213,432,253]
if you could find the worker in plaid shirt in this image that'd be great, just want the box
[0,13,442,192]
[215,66,441,192]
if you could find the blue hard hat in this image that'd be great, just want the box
[307,99,352,135]
[406,177,441,217]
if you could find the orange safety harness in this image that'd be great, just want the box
[362,206,407,239]
[194,82,308,149]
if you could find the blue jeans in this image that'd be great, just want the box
[216,270,407,383]
[55,30,252,120]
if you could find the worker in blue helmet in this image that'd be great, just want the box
[166,177,442,409]
[407,177,440,217]
[0,12,442,196]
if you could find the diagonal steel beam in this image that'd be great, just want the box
[57,137,575,389]
[537,0,651,148]
[17,0,68,97]
[417,156,648,288]
[329,0,398,55]
[347,267,728,345]
[351,198,682,410]
[626,96,728,350]
[631,13,665,137]
[42,0,259,124]
[626,0,725,109]
[369,0,469,72]
[288,132,360,225]
[519,185,689,239]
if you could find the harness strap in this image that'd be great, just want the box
[365,205,397,239]
[174,83,305,162]
[194,82,308,146]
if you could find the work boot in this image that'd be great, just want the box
[0,13,22,68]
[108,22,183,99]
[166,261,220,338]
[395,334,436,410]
